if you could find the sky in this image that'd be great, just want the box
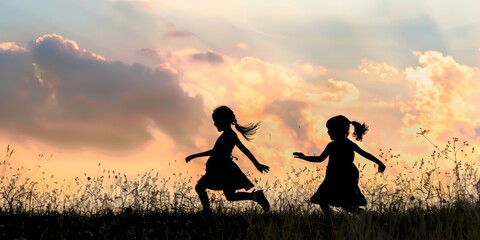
[1,0,479,187]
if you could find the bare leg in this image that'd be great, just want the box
[223,190,252,201]
[253,190,270,212]
[195,177,211,215]
[224,190,270,212]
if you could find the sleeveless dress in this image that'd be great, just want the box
[200,130,254,191]
[310,139,367,207]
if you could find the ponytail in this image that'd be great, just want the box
[234,120,261,141]
[351,121,368,141]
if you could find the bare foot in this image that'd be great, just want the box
[253,190,270,212]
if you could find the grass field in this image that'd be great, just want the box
[1,203,480,239]
[1,134,479,239]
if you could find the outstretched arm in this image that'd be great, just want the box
[353,144,386,173]
[185,149,213,163]
[293,143,331,163]
[235,137,270,173]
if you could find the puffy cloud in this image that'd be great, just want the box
[293,62,328,86]
[0,42,45,124]
[297,63,327,76]
[317,79,360,103]
[0,34,205,150]
[358,59,400,82]
[0,42,26,52]
[175,53,369,162]
[212,57,358,106]
[177,52,363,120]
[224,57,305,113]
[142,46,477,175]
[400,51,480,141]
[350,59,409,101]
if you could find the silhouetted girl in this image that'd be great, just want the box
[293,115,386,214]
[186,106,270,216]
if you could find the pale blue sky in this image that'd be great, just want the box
[1,0,479,68]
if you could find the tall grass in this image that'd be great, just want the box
[0,132,479,239]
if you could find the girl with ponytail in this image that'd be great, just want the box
[293,115,386,214]
[186,106,270,216]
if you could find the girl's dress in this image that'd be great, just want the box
[201,130,254,191]
[311,138,367,207]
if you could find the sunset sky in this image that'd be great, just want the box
[1,0,479,185]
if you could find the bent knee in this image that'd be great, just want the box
[195,182,206,192]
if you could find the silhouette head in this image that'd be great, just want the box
[326,115,350,140]
[212,106,236,131]
[212,105,261,140]
[326,115,368,141]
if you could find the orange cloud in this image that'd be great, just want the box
[171,50,376,174]
[0,42,26,52]
[358,59,401,83]
[317,79,360,103]
[6,35,479,186]
[174,48,480,179]
[400,51,480,143]
[295,62,327,79]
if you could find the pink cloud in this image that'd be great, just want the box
[0,42,26,52]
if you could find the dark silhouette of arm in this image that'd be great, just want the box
[293,143,332,162]
[352,143,386,172]
[235,135,270,173]
[185,149,213,162]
